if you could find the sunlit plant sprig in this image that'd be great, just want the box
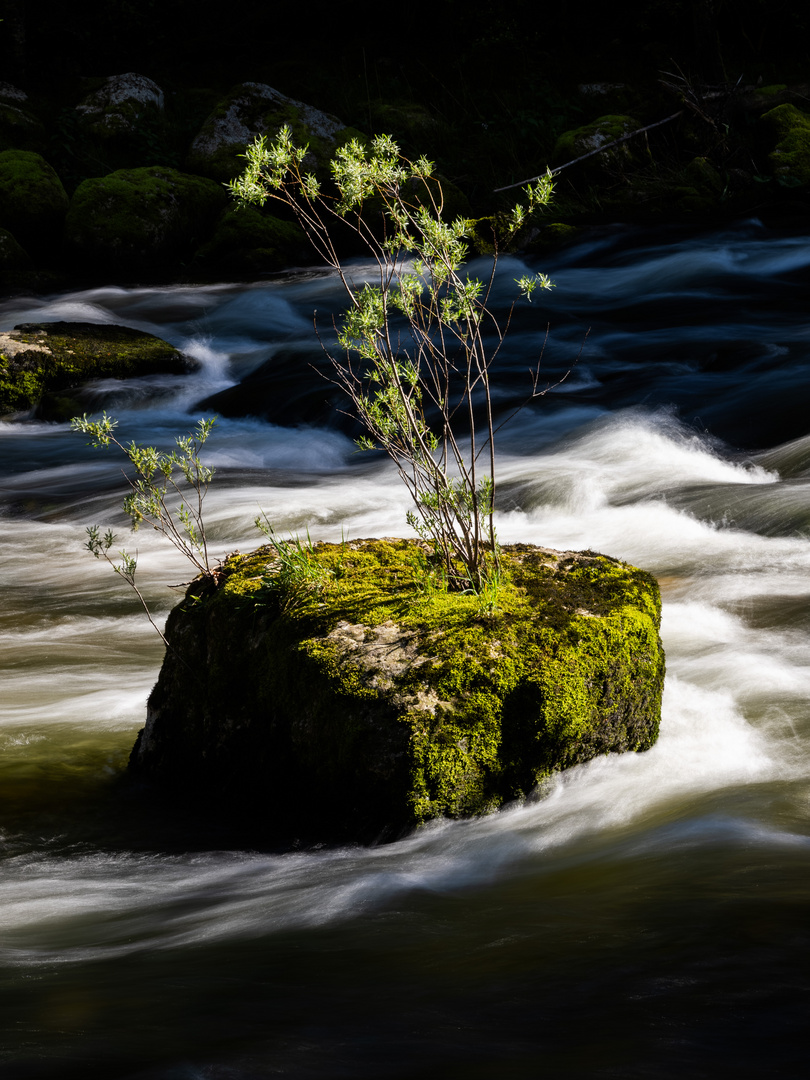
[229,127,555,592]
[254,512,333,613]
[71,413,218,646]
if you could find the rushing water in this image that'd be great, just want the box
[2,221,810,1078]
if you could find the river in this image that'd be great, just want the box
[1,220,809,1078]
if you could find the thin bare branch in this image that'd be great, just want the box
[494,112,683,193]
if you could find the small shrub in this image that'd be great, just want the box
[229,126,555,593]
[71,413,218,647]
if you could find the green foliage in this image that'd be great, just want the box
[71,412,218,645]
[229,127,554,593]
[254,513,334,612]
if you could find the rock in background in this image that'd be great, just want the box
[0,321,194,419]
[186,82,362,182]
[0,149,69,251]
[64,165,226,273]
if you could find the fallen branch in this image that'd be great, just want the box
[493,111,684,193]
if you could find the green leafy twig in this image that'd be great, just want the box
[72,412,218,650]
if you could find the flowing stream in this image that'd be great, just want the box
[2,220,809,1078]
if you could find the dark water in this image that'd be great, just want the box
[2,220,810,1078]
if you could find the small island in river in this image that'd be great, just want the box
[131,539,665,844]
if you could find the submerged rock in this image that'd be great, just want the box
[0,321,194,419]
[131,539,665,844]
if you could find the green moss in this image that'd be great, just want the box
[761,103,810,187]
[191,204,307,276]
[64,166,225,271]
[0,364,42,413]
[530,222,581,252]
[0,102,46,153]
[0,227,32,273]
[135,539,664,841]
[0,322,189,418]
[0,150,68,247]
[553,115,646,177]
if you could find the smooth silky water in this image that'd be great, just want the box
[1,221,809,1078]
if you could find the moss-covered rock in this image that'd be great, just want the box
[368,100,445,155]
[187,82,364,183]
[75,73,165,138]
[73,73,167,172]
[576,83,637,116]
[0,90,47,153]
[191,204,308,277]
[0,151,69,249]
[0,321,194,419]
[0,83,45,150]
[652,155,727,215]
[553,114,646,179]
[0,227,33,272]
[761,103,810,187]
[64,166,226,272]
[131,539,664,843]
[528,222,582,252]
[682,156,724,196]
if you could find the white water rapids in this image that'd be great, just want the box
[1,221,809,1077]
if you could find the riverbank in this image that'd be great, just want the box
[3,13,810,296]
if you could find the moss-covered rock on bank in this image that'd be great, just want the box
[64,166,226,273]
[131,539,665,844]
[761,103,810,187]
[0,150,69,250]
[0,321,194,419]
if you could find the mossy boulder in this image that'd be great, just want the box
[0,84,46,153]
[368,100,445,155]
[553,114,646,179]
[682,156,724,196]
[737,84,810,117]
[528,222,582,252]
[0,227,33,273]
[0,151,69,249]
[0,321,194,419]
[187,82,364,182]
[761,103,810,187]
[576,83,637,116]
[75,73,165,138]
[658,156,726,214]
[191,204,309,277]
[131,539,664,843]
[64,166,226,273]
[73,73,167,171]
